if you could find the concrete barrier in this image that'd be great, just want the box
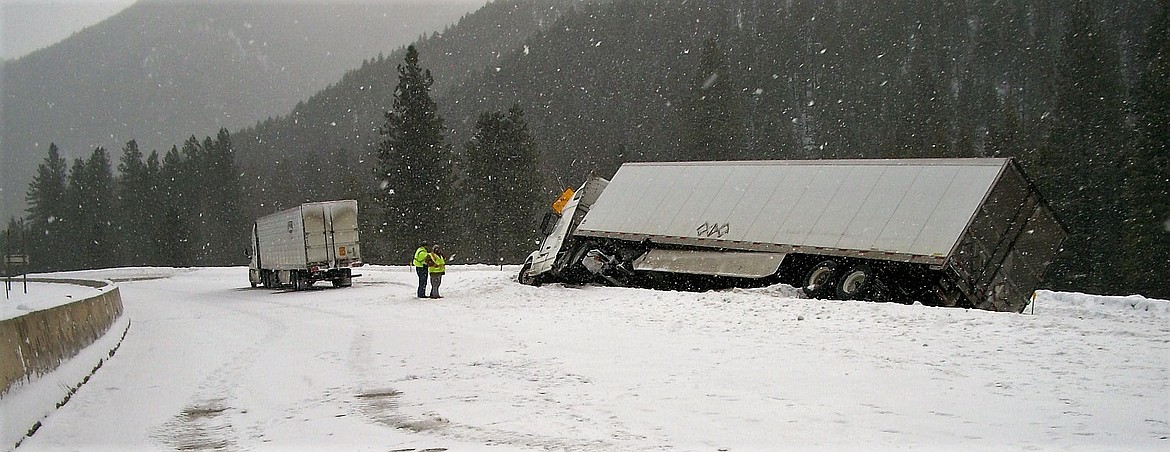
[0,278,123,396]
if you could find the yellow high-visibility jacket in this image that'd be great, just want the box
[427,253,446,274]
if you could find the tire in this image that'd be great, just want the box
[519,262,537,286]
[836,265,875,300]
[292,271,307,291]
[802,260,839,299]
[330,269,351,288]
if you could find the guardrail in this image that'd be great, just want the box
[0,278,124,396]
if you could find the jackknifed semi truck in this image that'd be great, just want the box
[519,158,1067,312]
[249,200,362,290]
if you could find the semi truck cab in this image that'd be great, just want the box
[520,177,608,285]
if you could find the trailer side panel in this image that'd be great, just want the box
[576,159,1006,263]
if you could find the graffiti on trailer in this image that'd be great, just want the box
[696,222,730,238]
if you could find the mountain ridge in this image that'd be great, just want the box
[0,0,480,220]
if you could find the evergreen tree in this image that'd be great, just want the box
[62,157,89,270]
[887,27,955,158]
[1040,0,1127,293]
[24,144,69,272]
[62,148,115,270]
[463,103,542,264]
[984,97,1026,158]
[374,45,452,260]
[192,135,217,264]
[82,147,116,269]
[144,150,164,265]
[678,38,744,162]
[116,140,153,265]
[1123,1,1170,298]
[158,145,192,266]
[203,129,245,265]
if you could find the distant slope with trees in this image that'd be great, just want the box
[0,0,479,221]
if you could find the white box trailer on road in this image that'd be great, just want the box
[248,200,361,290]
[520,158,1067,312]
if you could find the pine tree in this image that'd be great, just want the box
[374,45,452,260]
[82,147,115,269]
[1040,0,1127,293]
[203,129,245,265]
[61,148,115,270]
[678,38,744,162]
[158,145,192,266]
[463,103,542,264]
[984,96,1027,159]
[62,157,89,270]
[24,144,69,272]
[1122,1,1170,298]
[144,150,164,265]
[116,140,152,265]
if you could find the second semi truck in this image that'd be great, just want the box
[519,158,1067,313]
[249,200,362,290]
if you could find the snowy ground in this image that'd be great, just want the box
[1,281,103,321]
[3,265,1169,451]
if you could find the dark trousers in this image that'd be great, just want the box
[416,266,428,298]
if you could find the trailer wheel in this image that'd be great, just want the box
[291,271,307,291]
[802,260,839,299]
[836,265,875,300]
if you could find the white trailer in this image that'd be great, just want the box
[520,158,1067,312]
[248,200,361,290]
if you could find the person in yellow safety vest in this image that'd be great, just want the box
[413,243,431,298]
[426,245,447,299]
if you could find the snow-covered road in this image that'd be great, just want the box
[8,266,1170,451]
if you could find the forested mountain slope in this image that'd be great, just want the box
[0,0,478,220]
[234,0,1167,297]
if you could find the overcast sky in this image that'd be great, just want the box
[0,0,488,61]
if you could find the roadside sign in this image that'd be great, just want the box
[5,255,28,265]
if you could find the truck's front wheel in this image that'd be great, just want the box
[518,262,540,286]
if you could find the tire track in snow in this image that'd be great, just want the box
[149,283,291,450]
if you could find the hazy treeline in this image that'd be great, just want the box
[6,130,245,273]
